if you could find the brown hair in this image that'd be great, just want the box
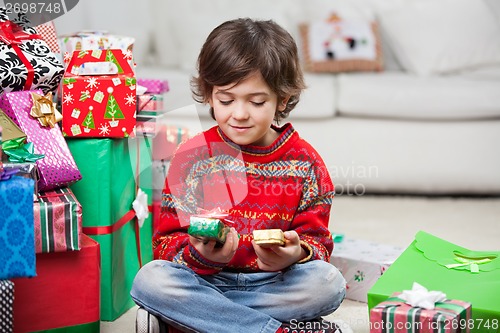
[191,18,306,122]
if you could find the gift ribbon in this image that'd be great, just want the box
[445,256,492,273]
[195,207,229,219]
[0,21,41,90]
[1,136,26,151]
[83,136,153,268]
[375,295,470,329]
[3,139,45,163]
[82,205,153,266]
[37,188,74,199]
[0,166,19,180]
[30,92,62,128]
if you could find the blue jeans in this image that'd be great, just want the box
[131,260,346,333]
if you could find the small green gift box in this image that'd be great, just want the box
[188,217,230,245]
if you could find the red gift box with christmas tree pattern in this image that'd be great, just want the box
[61,49,136,138]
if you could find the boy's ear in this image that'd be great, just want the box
[278,96,290,111]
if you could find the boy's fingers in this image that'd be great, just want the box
[231,228,239,250]
[284,230,299,242]
[221,228,238,258]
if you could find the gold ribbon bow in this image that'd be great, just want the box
[30,92,63,128]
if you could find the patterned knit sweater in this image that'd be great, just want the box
[153,123,335,275]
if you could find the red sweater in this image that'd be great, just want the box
[153,123,335,274]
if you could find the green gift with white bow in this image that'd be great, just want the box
[67,136,153,321]
[368,231,500,333]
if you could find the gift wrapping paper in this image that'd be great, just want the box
[331,237,403,302]
[62,49,137,138]
[0,9,64,95]
[67,137,153,321]
[137,94,164,112]
[0,90,82,191]
[136,116,157,137]
[135,78,169,136]
[12,234,100,333]
[0,176,35,280]
[137,78,169,94]
[152,124,190,161]
[0,109,26,142]
[253,229,285,246]
[0,280,14,333]
[188,217,229,244]
[0,162,38,196]
[368,231,500,333]
[150,125,189,200]
[370,296,472,333]
[35,21,61,54]
[152,159,170,201]
[59,30,135,69]
[34,187,82,253]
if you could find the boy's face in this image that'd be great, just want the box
[209,71,286,147]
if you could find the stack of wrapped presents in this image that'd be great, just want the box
[0,7,186,332]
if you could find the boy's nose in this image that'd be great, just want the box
[231,102,249,120]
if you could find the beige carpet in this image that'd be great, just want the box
[102,195,500,333]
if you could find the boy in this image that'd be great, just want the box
[132,18,349,333]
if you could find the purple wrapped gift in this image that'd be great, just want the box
[137,78,169,94]
[0,90,82,191]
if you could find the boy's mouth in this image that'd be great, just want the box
[230,125,252,131]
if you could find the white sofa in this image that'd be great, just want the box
[55,0,500,195]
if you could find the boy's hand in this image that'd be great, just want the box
[252,230,307,271]
[189,227,239,264]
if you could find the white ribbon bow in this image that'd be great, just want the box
[132,188,149,228]
[399,282,447,310]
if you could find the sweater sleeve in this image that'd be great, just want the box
[291,156,335,263]
[152,134,228,275]
[153,186,228,275]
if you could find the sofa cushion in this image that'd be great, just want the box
[458,66,500,81]
[292,73,337,118]
[298,15,383,73]
[377,0,500,76]
[337,71,500,120]
[292,117,500,195]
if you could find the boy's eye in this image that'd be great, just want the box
[219,100,233,105]
[251,101,265,107]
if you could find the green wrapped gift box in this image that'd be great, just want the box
[67,137,153,321]
[188,217,230,244]
[368,231,500,333]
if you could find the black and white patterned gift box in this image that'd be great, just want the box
[0,280,13,333]
[0,8,64,95]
